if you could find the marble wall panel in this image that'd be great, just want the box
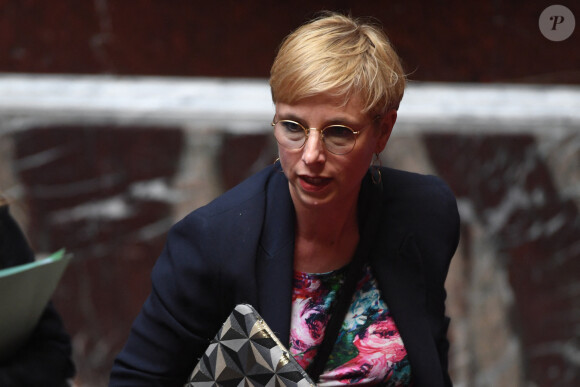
[0,1,578,84]
[424,133,580,386]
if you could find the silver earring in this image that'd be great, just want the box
[371,153,382,185]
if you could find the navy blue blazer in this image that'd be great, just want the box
[110,164,460,386]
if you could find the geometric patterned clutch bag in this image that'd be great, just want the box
[184,304,315,387]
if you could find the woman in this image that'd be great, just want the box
[0,197,76,386]
[110,12,459,386]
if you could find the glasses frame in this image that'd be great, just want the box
[271,119,361,155]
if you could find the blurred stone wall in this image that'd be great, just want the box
[0,1,578,84]
[1,76,578,386]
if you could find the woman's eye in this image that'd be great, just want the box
[281,121,304,133]
[326,125,353,138]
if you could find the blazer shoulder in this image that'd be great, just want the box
[379,167,460,257]
[382,167,453,192]
[381,167,458,212]
[169,163,285,254]
[0,205,35,268]
[191,164,283,218]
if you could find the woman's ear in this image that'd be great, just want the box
[375,109,397,153]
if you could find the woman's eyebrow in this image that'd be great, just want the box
[276,113,362,128]
[324,115,369,129]
[326,117,360,127]
[276,113,305,123]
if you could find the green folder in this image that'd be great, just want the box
[0,249,71,361]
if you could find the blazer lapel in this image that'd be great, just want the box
[371,231,446,387]
[255,170,295,347]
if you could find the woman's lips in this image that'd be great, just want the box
[299,175,331,192]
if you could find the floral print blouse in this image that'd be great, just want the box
[289,264,412,386]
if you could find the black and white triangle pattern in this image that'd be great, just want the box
[185,304,314,387]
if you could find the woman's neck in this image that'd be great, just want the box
[293,201,359,273]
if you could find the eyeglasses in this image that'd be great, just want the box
[271,119,361,155]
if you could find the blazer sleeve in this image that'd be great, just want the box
[414,176,460,386]
[0,303,75,387]
[109,211,227,386]
[378,170,460,386]
[111,169,271,386]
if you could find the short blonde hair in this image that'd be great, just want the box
[270,12,406,115]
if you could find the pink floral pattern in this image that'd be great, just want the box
[290,265,412,386]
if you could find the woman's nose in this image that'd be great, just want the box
[301,129,326,165]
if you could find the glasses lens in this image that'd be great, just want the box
[323,125,356,154]
[273,120,306,149]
